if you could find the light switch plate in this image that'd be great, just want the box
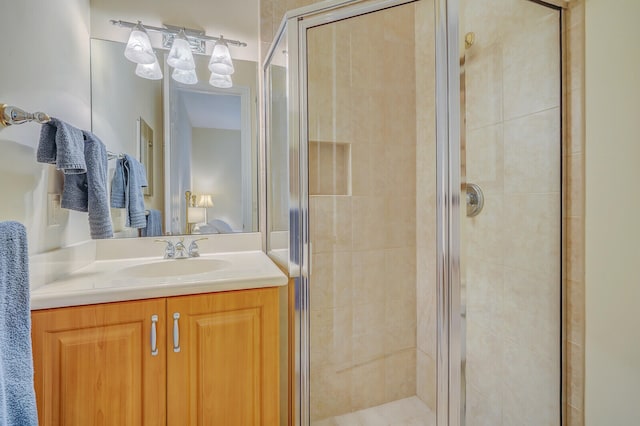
[47,193,62,227]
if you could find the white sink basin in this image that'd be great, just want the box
[118,258,230,279]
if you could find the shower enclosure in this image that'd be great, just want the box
[264,0,563,424]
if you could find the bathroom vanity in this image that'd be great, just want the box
[29,243,287,425]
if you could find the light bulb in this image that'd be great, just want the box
[135,56,163,80]
[124,22,155,65]
[209,72,232,88]
[208,38,234,75]
[167,29,196,70]
[172,68,198,85]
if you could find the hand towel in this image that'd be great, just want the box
[0,222,38,426]
[61,132,114,239]
[37,118,86,174]
[110,155,148,229]
[125,154,148,228]
[141,209,162,237]
[110,159,126,209]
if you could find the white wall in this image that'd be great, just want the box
[0,0,91,254]
[585,0,640,424]
[191,128,243,231]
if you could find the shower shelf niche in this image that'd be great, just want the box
[309,140,352,196]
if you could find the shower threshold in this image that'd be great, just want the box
[312,396,435,426]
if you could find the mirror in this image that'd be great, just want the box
[91,38,258,237]
[265,30,290,264]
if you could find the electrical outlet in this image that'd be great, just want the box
[47,193,62,227]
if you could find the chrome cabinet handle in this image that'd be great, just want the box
[173,313,181,353]
[151,315,158,356]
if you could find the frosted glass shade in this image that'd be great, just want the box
[208,39,234,75]
[135,57,162,80]
[124,23,155,65]
[172,68,198,85]
[209,72,232,89]
[167,29,196,70]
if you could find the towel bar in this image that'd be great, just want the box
[0,104,51,127]
[107,151,126,160]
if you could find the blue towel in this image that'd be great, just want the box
[61,132,114,239]
[110,159,126,209]
[141,209,162,237]
[110,154,148,229]
[37,118,86,174]
[0,222,38,426]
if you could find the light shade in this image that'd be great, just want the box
[167,29,196,70]
[135,57,162,80]
[188,207,206,224]
[197,194,214,208]
[124,22,155,65]
[208,39,234,75]
[209,72,232,89]
[172,68,198,85]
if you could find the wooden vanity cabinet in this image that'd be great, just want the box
[31,298,167,426]
[31,287,280,426]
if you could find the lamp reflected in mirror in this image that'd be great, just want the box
[185,192,213,234]
[187,206,206,234]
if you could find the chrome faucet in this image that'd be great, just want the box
[156,238,207,259]
[188,238,207,257]
[155,239,176,259]
[174,238,188,259]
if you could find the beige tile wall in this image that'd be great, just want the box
[415,0,438,413]
[463,0,562,424]
[306,4,421,421]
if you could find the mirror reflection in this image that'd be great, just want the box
[266,32,290,263]
[91,38,258,238]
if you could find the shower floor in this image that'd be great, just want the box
[312,396,435,426]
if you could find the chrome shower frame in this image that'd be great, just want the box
[263,0,461,424]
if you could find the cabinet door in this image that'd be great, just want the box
[31,299,167,426]
[167,288,279,425]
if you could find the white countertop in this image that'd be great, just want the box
[31,250,288,310]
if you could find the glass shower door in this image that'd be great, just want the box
[302,1,438,424]
[459,1,562,424]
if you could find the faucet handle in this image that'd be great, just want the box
[155,239,175,259]
[188,238,208,257]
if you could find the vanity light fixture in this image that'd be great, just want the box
[135,56,163,80]
[111,20,247,87]
[208,38,234,75]
[124,21,155,65]
[209,72,232,89]
[167,29,196,71]
[172,68,198,85]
